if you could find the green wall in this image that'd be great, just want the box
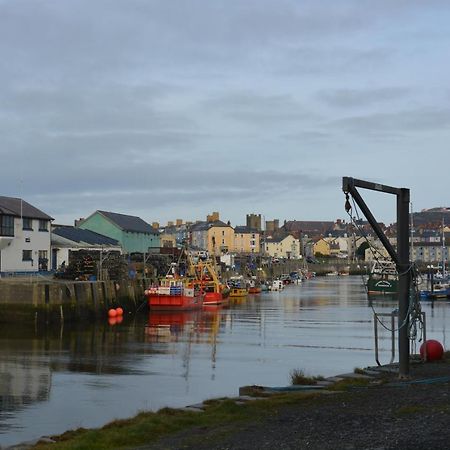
[79,212,160,253]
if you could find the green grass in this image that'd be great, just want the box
[34,393,320,450]
[290,369,325,385]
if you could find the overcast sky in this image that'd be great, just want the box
[1,0,449,227]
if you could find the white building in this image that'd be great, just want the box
[0,196,53,274]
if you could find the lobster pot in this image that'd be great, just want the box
[158,287,170,295]
[170,286,183,295]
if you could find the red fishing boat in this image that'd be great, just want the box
[145,277,204,311]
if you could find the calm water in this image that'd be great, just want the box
[1,276,449,446]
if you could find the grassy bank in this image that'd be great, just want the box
[33,391,332,450]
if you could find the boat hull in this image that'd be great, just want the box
[229,287,248,297]
[203,292,223,305]
[147,294,203,310]
[248,287,261,294]
[367,278,397,295]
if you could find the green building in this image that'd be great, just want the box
[78,210,159,254]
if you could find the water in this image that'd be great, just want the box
[1,276,448,446]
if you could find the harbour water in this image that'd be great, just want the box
[1,275,449,447]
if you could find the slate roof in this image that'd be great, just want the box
[0,196,53,220]
[53,226,119,246]
[190,221,210,232]
[97,210,157,234]
[234,226,259,234]
[209,220,233,228]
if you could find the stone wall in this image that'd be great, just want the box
[0,279,146,323]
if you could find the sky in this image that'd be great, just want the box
[1,0,450,228]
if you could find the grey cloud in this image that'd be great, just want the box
[17,166,338,222]
[279,47,392,77]
[202,91,315,124]
[329,109,450,135]
[318,87,411,108]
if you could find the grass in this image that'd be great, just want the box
[290,369,325,385]
[34,393,319,450]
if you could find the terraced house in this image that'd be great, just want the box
[0,196,53,274]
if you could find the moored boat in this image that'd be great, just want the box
[145,277,204,310]
[228,276,248,297]
[367,260,398,295]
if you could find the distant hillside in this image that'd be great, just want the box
[412,207,450,226]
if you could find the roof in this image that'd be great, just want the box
[209,220,233,228]
[53,226,119,246]
[190,221,210,232]
[96,210,157,234]
[234,226,259,234]
[283,220,335,234]
[0,196,53,220]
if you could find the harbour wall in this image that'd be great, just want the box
[0,279,147,323]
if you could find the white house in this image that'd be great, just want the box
[0,196,53,274]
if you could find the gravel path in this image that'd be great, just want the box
[139,361,450,450]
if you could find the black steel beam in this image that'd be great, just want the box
[343,183,399,265]
[343,177,401,196]
[342,176,411,377]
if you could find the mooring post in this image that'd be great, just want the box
[397,188,410,377]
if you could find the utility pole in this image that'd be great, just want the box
[342,177,411,378]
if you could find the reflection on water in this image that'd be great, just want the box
[1,276,450,446]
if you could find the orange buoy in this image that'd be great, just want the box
[116,307,123,315]
[108,308,117,318]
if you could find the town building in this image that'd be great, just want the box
[51,225,122,271]
[233,226,260,254]
[263,233,301,259]
[0,196,53,274]
[190,214,234,255]
[77,210,159,254]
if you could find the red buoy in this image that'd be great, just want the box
[115,315,123,324]
[116,307,123,316]
[420,339,444,361]
[108,317,117,326]
[108,308,117,318]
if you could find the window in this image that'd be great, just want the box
[23,217,33,230]
[38,220,48,231]
[38,250,48,270]
[0,215,14,236]
[23,250,32,261]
